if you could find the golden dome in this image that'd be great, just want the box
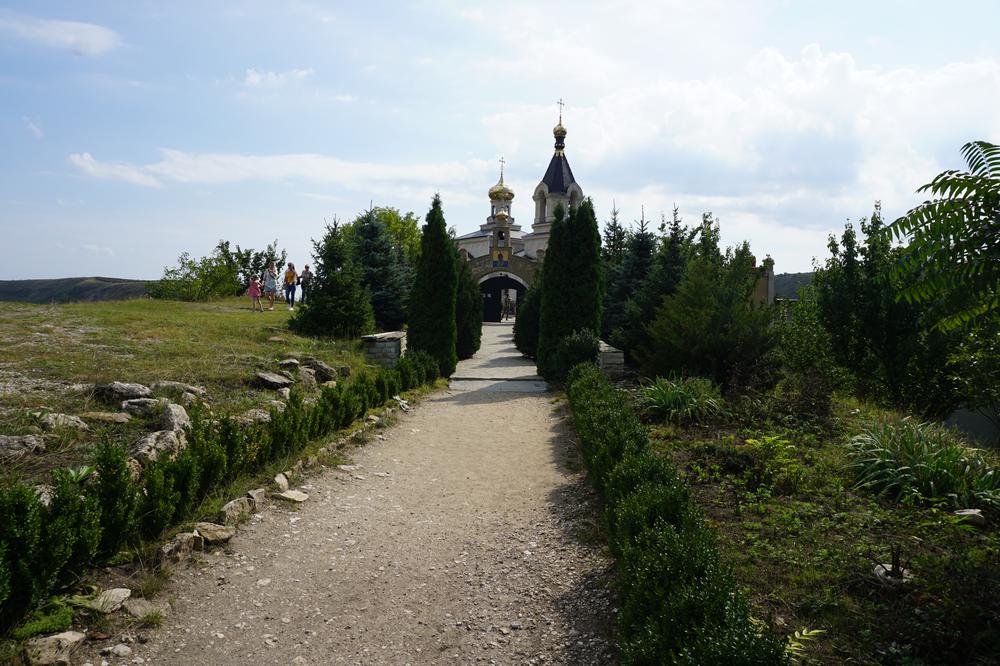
[553,122,567,139]
[488,174,514,202]
[494,208,510,224]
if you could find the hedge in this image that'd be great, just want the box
[0,353,438,637]
[565,363,789,665]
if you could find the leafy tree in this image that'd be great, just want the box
[226,239,287,290]
[774,287,840,421]
[603,213,656,343]
[351,209,412,331]
[537,200,604,379]
[407,195,458,377]
[602,203,629,269]
[290,221,375,338]
[147,239,287,300]
[455,252,483,359]
[887,141,1000,330]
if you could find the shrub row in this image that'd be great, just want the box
[0,351,440,636]
[565,363,789,665]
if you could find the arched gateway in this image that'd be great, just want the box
[454,110,582,322]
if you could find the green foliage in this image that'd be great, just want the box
[887,141,1000,330]
[91,440,138,559]
[343,206,422,268]
[547,329,599,382]
[407,195,459,377]
[639,376,725,425]
[512,279,542,358]
[290,221,375,338]
[147,239,286,301]
[11,603,73,640]
[848,417,1000,509]
[350,370,380,413]
[395,356,417,391]
[455,255,483,360]
[774,288,840,422]
[640,238,775,392]
[374,368,400,404]
[350,209,412,331]
[139,464,178,539]
[408,349,440,384]
[537,199,604,378]
[603,215,656,344]
[601,204,629,269]
[46,469,101,584]
[0,484,44,632]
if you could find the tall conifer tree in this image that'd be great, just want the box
[408,195,458,377]
[351,209,412,331]
[455,252,483,359]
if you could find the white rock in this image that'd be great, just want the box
[161,402,191,432]
[0,434,46,458]
[218,497,255,525]
[159,532,203,564]
[274,473,290,491]
[87,587,131,613]
[40,413,89,431]
[194,522,236,544]
[132,430,185,466]
[23,630,86,666]
[274,489,308,503]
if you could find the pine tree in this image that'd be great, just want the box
[537,199,604,378]
[455,251,483,359]
[601,203,628,269]
[603,212,655,343]
[290,221,374,338]
[351,209,412,331]
[408,195,458,377]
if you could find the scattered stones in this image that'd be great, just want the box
[194,522,236,545]
[123,598,170,619]
[246,487,267,507]
[301,357,337,382]
[94,382,151,403]
[179,391,200,406]
[274,489,308,503]
[297,366,317,389]
[0,434,46,458]
[236,409,271,425]
[79,411,131,424]
[954,508,986,527]
[218,497,255,525]
[23,630,86,666]
[270,399,288,412]
[366,414,380,424]
[132,430,186,466]
[151,381,207,397]
[160,403,191,432]
[101,644,132,658]
[85,588,131,614]
[121,398,161,415]
[278,358,300,370]
[159,532,203,564]
[40,413,89,431]
[274,473,290,491]
[253,372,294,390]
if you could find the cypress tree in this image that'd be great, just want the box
[513,276,542,358]
[351,209,412,331]
[290,221,374,338]
[537,199,604,378]
[408,195,458,377]
[455,251,483,359]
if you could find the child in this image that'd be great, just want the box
[247,276,263,312]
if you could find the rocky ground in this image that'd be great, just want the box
[74,324,617,666]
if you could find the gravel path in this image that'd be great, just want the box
[81,323,616,665]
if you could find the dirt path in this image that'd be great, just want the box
[81,323,615,665]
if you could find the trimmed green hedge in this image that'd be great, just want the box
[566,363,789,665]
[0,354,438,636]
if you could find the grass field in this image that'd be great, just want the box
[0,297,366,483]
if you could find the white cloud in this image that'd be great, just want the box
[0,12,120,56]
[68,153,163,188]
[243,67,314,88]
[22,117,43,138]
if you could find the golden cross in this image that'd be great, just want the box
[556,98,565,123]
[498,156,505,179]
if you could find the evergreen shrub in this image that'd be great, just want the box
[0,484,44,632]
[455,255,483,360]
[408,349,440,384]
[46,470,101,585]
[91,440,138,559]
[513,280,541,358]
[139,464,179,539]
[549,329,599,382]
[395,356,417,391]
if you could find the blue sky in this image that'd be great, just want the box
[2,1,999,279]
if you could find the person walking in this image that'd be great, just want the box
[284,262,299,311]
[247,276,263,312]
[298,264,313,305]
[263,263,279,311]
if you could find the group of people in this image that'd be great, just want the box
[247,261,313,312]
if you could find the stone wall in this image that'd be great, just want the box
[598,341,624,380]
[361,331,407,368]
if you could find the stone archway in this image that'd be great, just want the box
[479,274,526,323]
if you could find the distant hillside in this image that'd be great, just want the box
[774,272,813,299]
[0,277,150,303]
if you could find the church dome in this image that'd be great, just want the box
[553,122,567,139]
[488,174,514,202]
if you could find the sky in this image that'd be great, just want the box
[2,1,999,280]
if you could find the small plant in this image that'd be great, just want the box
[786,627,826,664]
[848,417,1000,509]
[639,376,726,425]
[138,611,163,628]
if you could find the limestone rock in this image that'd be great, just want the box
[194,522,235,544]
[123,597,170,619]
[121,398,162,415]
[79,411,131,424]
[247,488,267,507]
[302,358,337,382]
[277,387,291,400]
[179,391,199,406]
[321,380,337,390]
[236,409,271,425]
[159,531,203,564]
[0,434,46,458]
[23,630,86,666]
[254,372,294,390]
[40,413,89,431]
[86,588,131,613]
[95,382,151,403]
[151,380,207,397]
[274,489,308,503]
[161,402,191,432]
[269,400,287,412]
[954,508,986,527]
[274,473,289,491]
[102,644,132,658]
[297,366,317,389]
[278,358,300,370]
[133,430,185,466]
[218,496,255,525]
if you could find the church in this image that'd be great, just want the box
[455,112,583,322]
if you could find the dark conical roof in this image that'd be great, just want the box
[541,153,576,194]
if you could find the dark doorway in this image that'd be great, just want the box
[480,275,526,323]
